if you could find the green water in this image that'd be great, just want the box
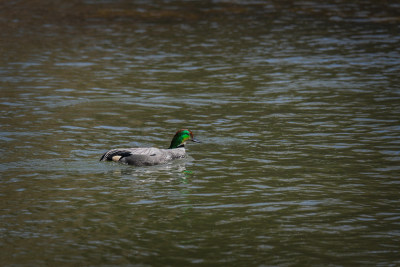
[1,0,400,265]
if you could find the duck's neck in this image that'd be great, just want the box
[169,144,184,149]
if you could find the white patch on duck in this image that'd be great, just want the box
[112,155,122,162]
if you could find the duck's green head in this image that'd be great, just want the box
[169,129,200,149]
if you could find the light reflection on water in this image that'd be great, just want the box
[1,0,400,265]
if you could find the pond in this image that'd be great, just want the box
[1,0,400,265]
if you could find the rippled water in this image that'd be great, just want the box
[1,0,400,265]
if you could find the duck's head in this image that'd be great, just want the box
[169,129,200,149]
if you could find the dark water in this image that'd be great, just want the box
[1,0,400,265]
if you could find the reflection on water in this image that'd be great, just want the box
[1,0,400,265]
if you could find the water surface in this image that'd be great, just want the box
[1,0,400,265]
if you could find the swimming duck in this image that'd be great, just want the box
[100,129,200,166]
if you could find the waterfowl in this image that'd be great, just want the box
[100,129,200,166]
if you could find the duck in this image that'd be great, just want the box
[100,129,200,166]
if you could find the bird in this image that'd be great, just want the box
[100,129,200,166]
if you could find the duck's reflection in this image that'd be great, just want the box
[105,157,195,184]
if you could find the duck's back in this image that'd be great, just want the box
[100,147,186,166]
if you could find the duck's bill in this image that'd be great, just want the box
[191,138,201,143]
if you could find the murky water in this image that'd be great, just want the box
[1,0,400,265]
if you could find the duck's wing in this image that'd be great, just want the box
[100,147,186,166]
[100,148,159,161]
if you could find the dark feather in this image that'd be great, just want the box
[99,150,132,161]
